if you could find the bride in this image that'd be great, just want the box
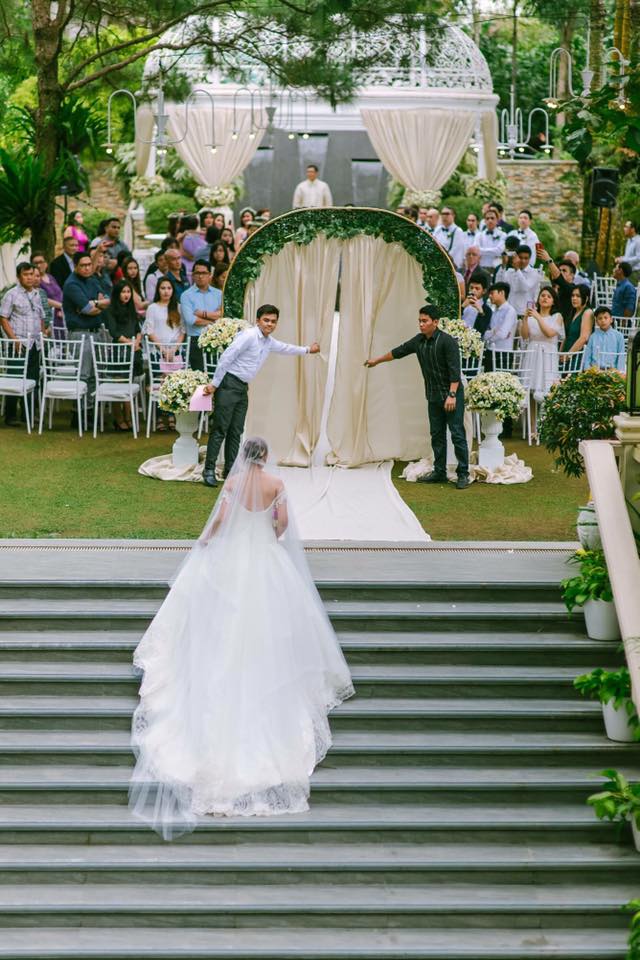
[129,437,354,838]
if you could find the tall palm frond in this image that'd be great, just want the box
[0,149,65,243]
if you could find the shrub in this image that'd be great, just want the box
[79,208,114,241]
[532,215,559,258]
[143,192,196,233]
[539,367,626,478]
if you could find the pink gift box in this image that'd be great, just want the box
[160,359,184,373]
[189,385,213,412]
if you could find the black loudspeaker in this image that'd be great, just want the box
[591,167,619,208]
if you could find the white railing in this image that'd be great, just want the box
[580,437,640,710]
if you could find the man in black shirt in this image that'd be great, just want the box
[365,305,470,489]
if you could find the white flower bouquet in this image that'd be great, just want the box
[158,369,210,413]
[440,317,483,359]
[129,175,168,201]
[195,184,235,208]
[466,371,525,421]
[402,187,441,209]
[198,317,249,354]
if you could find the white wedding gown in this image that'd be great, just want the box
[129,470,354,838]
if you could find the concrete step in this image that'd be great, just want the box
[0,925,627,958]
[2,763,636,806]
[0,630,609,667]
[0,730,633,769]
[0,695,603,734]
[0,881,632,928]
[0,661,593,700]
[0,801,626,844]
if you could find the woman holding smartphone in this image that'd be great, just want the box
[521,286,565,439]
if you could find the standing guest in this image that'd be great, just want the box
[521,287,564,431]
[461,272,492,336]
[144,251,169,302]
[582,307,626,371]
[121,257,149,316]
[31,268,53,329]
[91,249,113,298]
[485,282,518,355]
[213,263,229,291]
[49,235,79,288]
[179,214,203,281]
[477,208,506,270]
[562,285,594,357]
[180,260,222,372]
[611,261,637,318]
[489,202,515,234]
[462,213,480,254]
[292,164,333,208]
[416,207,430,228]
[63,210,90,253]
[434,206,465,270]
[0,263,46,426]
[500,245,541,317]
[89,217,130,273]
[220,227,237,260]
[102,280,143,431]
[143,278,185,346]
[198,210,215,237]
[31,253,64,334]
[201,304,320,486]
[563,250,591,289]
[256,208,272,221]
[166,213,181,242]
[212,212,226,232]
[164,248,190,300]
[424,208,440,235]
[507,210,539,266]
[209,241,230,269]
[364,305,470,489]
[617,220,640,275]
[235,208,255,249]
[63,252,111,411]
[463,246,482,287]
[537,247,576,324]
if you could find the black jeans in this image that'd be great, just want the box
[204,373,248,475]
[188,337,205,372]
[5,344,39,422]
[428,388,469,479]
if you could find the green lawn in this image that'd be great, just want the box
[0,416,586,541]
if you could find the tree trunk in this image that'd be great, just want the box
[614,0,626,51]
[31,0,65,257]
[630,0,640,62]
[620,0,631,58]
[556,12,577,129]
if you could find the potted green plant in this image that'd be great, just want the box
[625,899,640,959]
[587,769,640,852]
[562,548,621,641]
[574,667,639,742]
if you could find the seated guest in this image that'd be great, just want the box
[62,251,111,412]
[461,271,492,336]
[499,245,541,316]
[102,280,143,431]
[143,278,185,346]
[463,246,481,287]
[0,262,46,426]
[180,260,222,372]
[562,285,594,358]
[582,307,626,371]
[164,247,190,300]
[31,253,64,335]
[50,234,79,288]
[477,208,506,270]
[507,210,539,266]
[63,210,90,254]
[484,282,518,357]
[611,261,637,318]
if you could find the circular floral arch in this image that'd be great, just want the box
[223,207,461,319]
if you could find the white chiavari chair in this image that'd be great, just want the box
[492,348,535,444]
[0,338,36,433]
[144,338,190,437]
[591,276,616,308]
[90,339,140,438]
[38,334,87,436]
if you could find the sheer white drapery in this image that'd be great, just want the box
[244,235,342,465]
[480,111,499,182]
[135,105,155,177]
[327,236,432,467]
[361,107,476,192]
[166,106,265,187]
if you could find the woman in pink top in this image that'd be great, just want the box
[63,210,90,253]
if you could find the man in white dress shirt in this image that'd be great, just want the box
[507,210,539,266]
[202,304,320,486]
[423,208,440,235]
[462,213,480,256]
[477,208,506,269]
[616,220,640,276]
[433,205,466,270]
[416,207,430,228]
[292,164,333,209]
[484,282,518,355]
[498,245,541,316]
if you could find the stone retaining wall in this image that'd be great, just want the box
[497,159,582,238]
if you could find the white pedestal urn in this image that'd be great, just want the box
[577,503,602,550]
[583,598,621,642]
[478,411,505,471]
[602,700,636,742]
[172,411,199,468]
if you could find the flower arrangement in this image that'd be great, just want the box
[402,188,441,209]
[440,317,483,359]
[561,548,613,612]
[129,175,168,201]
[198,318,249,354]
[465,173,508,206]
[466,371,525,421]
[194,177,244,209]
[539,367,626,478]
[158,369,210,413]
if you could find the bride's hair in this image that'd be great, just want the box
[242,437,268,465]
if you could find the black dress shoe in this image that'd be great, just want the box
[456,476,471,490]
[202,469,218,488]
[417,472,448,484]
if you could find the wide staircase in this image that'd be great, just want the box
[0,564,638,958]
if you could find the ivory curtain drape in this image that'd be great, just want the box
[166,106,265,188]
[360,107,476,193]
[480,111,499,182]
[327,236,432,467]
[244,235,342,464]
[135,105,155,177]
